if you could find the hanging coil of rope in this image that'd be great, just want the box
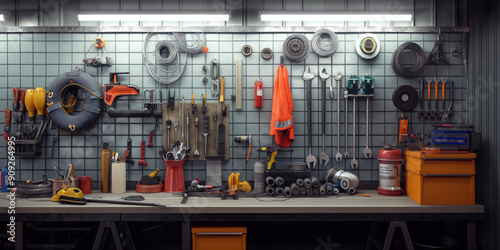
[143,32,206,85]
[282,34,311,62]
[391,42,426,78]
[311,29,338,57]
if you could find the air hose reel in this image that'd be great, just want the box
[46,71,102,133]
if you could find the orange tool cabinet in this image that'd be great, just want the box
[404,151,476,205]
[192,226,247,250]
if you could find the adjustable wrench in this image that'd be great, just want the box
[344,91,349,159]
[335,72,343,162]
[319,68,330,166]
[350,98,359,169]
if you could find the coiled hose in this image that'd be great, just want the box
[282,34,311,62]
[311,29,338,57]
[391,42,426,78]
[143,32,205,85]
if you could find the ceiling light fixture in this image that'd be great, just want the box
[78,12,230,22]
[260,12,412,22]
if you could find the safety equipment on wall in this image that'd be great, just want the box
[254,78,263,108]
[46,71,102,133]
[261,48,273,60]
[241,45,252,56]
[391,42,426,78]
[143,32,206,85]
[283,34,311,62]
[311,28,338,57]
[355,34,381,59]
[83,37,112,67]
[392,85,419,111]
[270,57,294,148]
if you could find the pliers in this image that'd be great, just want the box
[211,59,220,97]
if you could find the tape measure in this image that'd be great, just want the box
[355,34,380,59]
[241,45,252,56]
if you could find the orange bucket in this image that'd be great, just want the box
[164,159,186,193]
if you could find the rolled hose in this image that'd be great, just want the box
[391,42,426,78]
[305,188,313,196]
[319,185,326,195]
[311,28,338,57]
[283,34,311,62]
[15,183,53,197]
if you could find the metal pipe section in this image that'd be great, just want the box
[299,187,306,195]
[253,161,266,193]
[326,183,333,195]
[275,186,284,196]
[311,176,320,188]
[319,185,326,195]
[313,188,320,196]
[275,176,285,187]
[304,178,312,189]
[290,183,300,195]
[283,186,292,198]
[265,176,275,186]
[296,178,304,187]
[265,186,275,195]
[305,188,313,196]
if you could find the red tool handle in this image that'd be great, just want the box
[13,87,20,104]
[4,109,11,126]
[427,82,431,100]
[140,140,146,160]
[148,130,153,147]
[442,82,446,100]
[434,82,438,100]
[3,132,9,142]
[122,150,130,163]
[20,89,26,111]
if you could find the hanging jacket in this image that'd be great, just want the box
[270,64,294,148]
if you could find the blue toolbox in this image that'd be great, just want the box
[431,124,481,152]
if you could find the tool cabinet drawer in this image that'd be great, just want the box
[192,226,246,250]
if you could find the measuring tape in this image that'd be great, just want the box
[241,45,252,56]
[355,34,381,59]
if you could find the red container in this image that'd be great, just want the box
[164,159,186,193]
[377,147,403,196]
[77,176,92,194]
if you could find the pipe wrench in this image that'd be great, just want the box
[211,59,220,97]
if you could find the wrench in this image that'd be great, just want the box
[181,96,185,142]
[363,98,372,159]
[417,80,425,120]
[350,98,359,169]
[319,68,330,166]
[303,67,317,169]
[344,91,349,159]
[432,77,439,120]
[211,59,220,97]
[334,72,343,162]
[424,77,433,120]
[186,111,189,148]
[440,77,447,120]
[194,118,200,156]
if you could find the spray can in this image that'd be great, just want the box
[377,145,403,196]
[1,165,9,192]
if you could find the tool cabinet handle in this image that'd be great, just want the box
[422,174,472,177]
[195,233,243,236]
[422,157,475,160]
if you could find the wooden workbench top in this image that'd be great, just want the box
[0,190,484,215]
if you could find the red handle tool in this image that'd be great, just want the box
[4,109,12,133]
[138,139,147,167]
[13,87,20,111]
[147,130,153,147]
[20,89,26,112]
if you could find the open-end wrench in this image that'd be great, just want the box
[363,98,372,159]
[344,91,349,160]
[351,98,359,169]
[424,77,432,120]
[319,68,330,166]
[335,72,343,162]
[194,118,200,156]
[303,67,317,169]
[440,77,447,120]
[432,77,439,120]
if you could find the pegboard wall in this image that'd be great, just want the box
[0,32,467,189]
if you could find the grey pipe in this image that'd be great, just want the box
[265,186,275,195]
[304,178,312,189]
[275,186,284,196]
[311,176,320,188]
[306,188,313,196]
[313,188,320,196]
[290,183,300,195]
[275,176,285,187]
[296,178,304,187]
[319,185,326,195]
[283,186,292,198]
[326,183,333,195]
[265,176,275,186]
[299,187,306,195]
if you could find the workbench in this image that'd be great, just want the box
[0,190,484,250]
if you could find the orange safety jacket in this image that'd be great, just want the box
[270,64,294,148]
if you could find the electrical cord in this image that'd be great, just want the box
[311,28,338,57]
[172,32,206,54]
[391,42,426,78]
[154,40,178,65]
[282,34,311,62]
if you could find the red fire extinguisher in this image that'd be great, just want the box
[255,78,263,108]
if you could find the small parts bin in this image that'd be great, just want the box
[192,226,247,250]
[404,150,476,205]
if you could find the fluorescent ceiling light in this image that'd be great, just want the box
[0,15,4,21]
[78,12,230,22]
[261,12,412,22]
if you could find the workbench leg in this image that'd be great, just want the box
[383,221,413,250]
[364,222,381,250]
[182,220,191,250]
[93,222,123,250]
[467,221,477,250]
[15,221,23,250]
